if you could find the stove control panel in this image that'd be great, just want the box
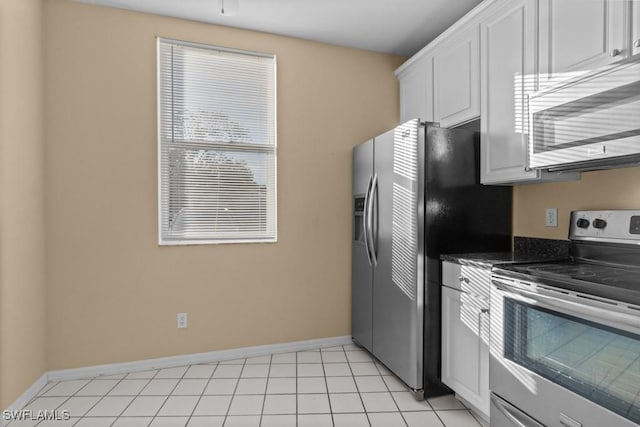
[631,216,640,235]
[570,210,640,243]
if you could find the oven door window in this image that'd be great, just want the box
[504,298,640,424]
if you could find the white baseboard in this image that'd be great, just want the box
[48,335,352,382]
[3,334,352,421]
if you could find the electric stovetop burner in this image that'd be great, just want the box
[502,260,640,299]
[494,210,640,306]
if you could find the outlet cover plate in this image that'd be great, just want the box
[177,312,188,329]
[545,208,558,227]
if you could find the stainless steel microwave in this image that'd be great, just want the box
[528,57,640,171]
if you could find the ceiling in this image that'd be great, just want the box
[76,0,483,56]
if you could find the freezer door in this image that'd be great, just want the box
[352,139,374,351]
[372,120,424,390]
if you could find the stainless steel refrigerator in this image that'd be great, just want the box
[352,119,511,398]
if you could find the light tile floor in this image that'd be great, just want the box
[8,344,487,427]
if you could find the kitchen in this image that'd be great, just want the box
[1,0,640,426]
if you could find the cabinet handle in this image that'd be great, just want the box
[458,276,470,284]
[635,39,640,48]
[610,49,621,57]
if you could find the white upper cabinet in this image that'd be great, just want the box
[480,0,538,184]
[398,55,434,123]
[538,0,629,89]
[480,0,576,184]
[433,25,481,127]
[397,0,635,185]
[633,0,640,56]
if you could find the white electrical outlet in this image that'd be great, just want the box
[177,312,188,329]
[545,208,558,227]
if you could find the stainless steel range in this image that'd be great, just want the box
[490,210,640,427]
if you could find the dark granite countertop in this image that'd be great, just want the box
[440,237,570,269]
[440,252,552,268]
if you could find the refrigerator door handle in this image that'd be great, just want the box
[368,174,378,266]
[363,174,373,266]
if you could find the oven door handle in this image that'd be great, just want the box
[493,277,640,331]
[491,394,544,427]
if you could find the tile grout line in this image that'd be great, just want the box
[295,352,298,427]
[71,372,136,426]
[109,366,162,427]
[469,408,487,427]
[147,365,199,425]
[185,361,220,427]
[30,381,76,427]
[34,370,149,426]
[258,354,272,427]
[19,346,481,427]
[317,348,335,427]
[376,356,408,427]
[83,375,133,427]
[345,344,373,427]
[378,354,435,427]
[223,356,248,425]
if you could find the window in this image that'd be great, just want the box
[157,38,277,244]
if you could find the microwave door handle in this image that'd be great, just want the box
[493,278,640,331]
[491,394,544,427]
[363,175,373,266]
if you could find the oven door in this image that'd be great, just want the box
[490,275,640,427]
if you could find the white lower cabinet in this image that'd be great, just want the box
[441,262,490,419]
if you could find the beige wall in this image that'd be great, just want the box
[0,0,47,408]
[43,0,404,370]
[514,166,640,239]
[3,0,639,402]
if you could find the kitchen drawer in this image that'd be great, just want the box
[442,261,491,299]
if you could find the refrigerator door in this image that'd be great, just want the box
[372,119,424,390]
[352,139,374,352]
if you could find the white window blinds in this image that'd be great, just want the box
[158,38,277,244]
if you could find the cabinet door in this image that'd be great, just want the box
[399,56,433,123]
[633,0,640,56]
[441,286,490,418]
[433,25,480,127]
[480,0,540,184]
[480,0,580,185]
[538,0,627,89]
